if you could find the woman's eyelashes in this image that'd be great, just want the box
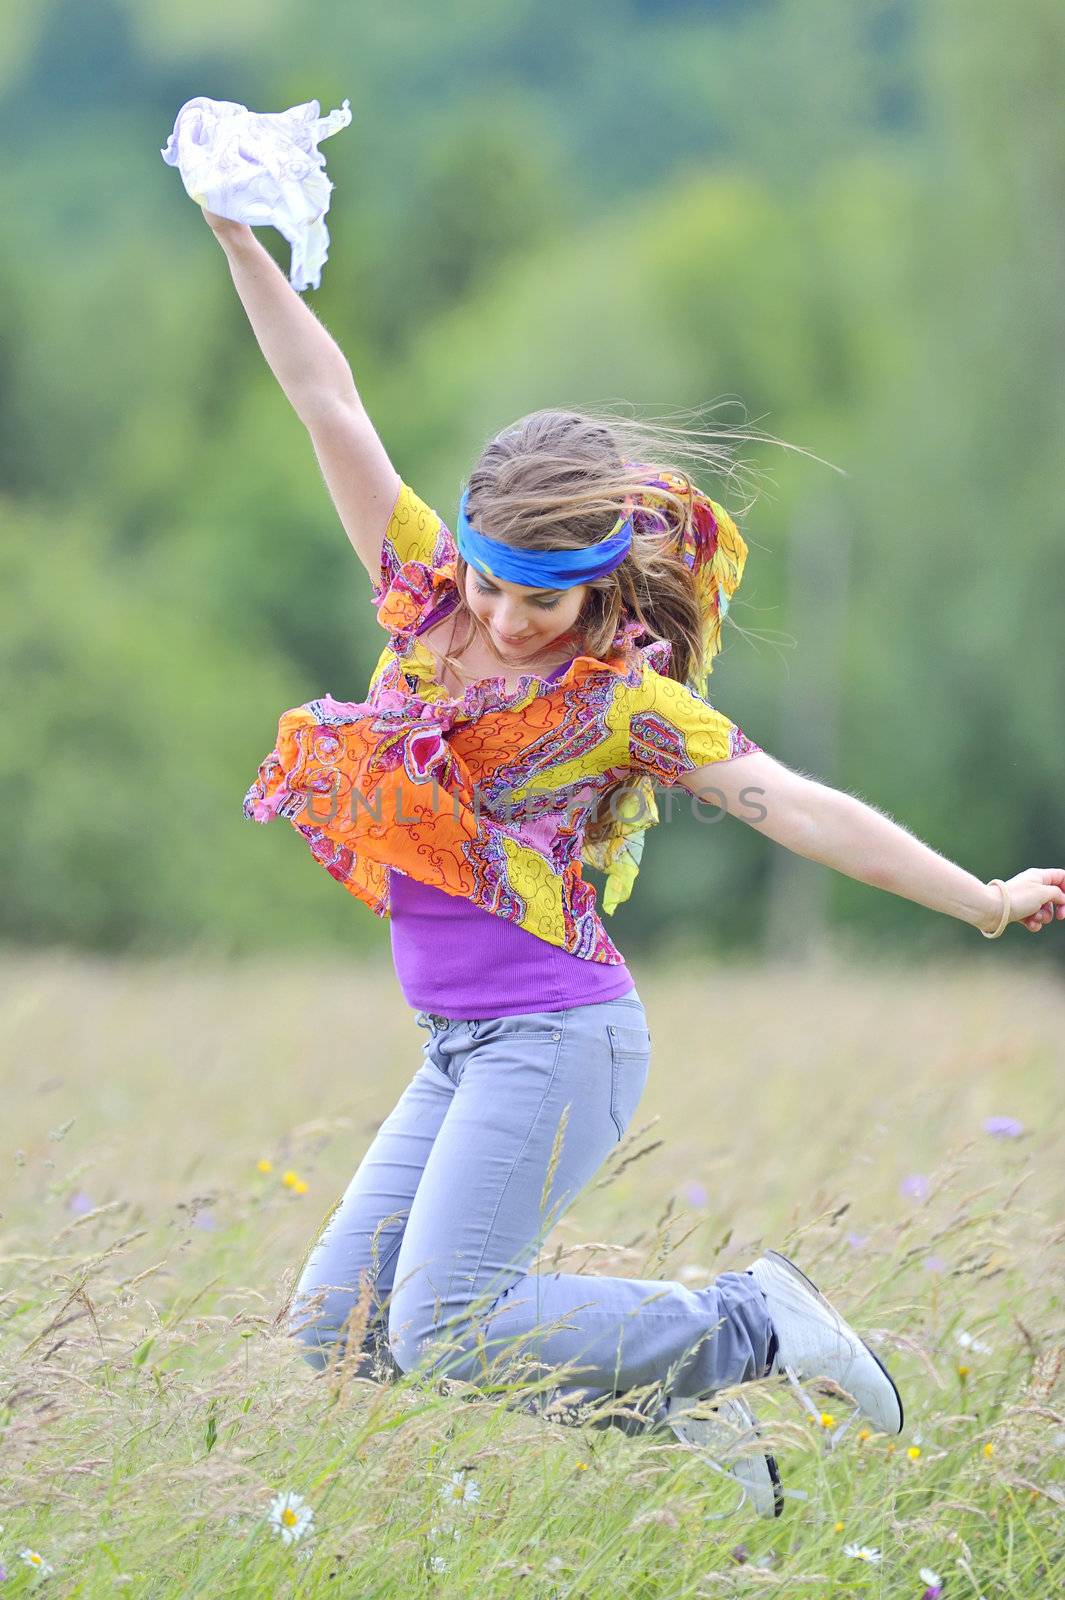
[474,581,561,611]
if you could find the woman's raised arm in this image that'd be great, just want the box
[681,752,1065,936]
[204,209,400,581]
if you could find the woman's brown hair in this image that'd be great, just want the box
[438,402,811,856]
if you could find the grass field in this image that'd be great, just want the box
[1,948,1062,1596]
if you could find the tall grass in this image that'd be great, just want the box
[1,949,1062,1595]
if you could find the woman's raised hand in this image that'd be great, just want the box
[200,203,252,242]
[1000,867,1065,933]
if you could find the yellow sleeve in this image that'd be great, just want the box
[627,662,763,784]
[370,481,457,605]
[586,663,763,917]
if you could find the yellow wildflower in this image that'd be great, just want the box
[834,1521,845,1533]
[983,1441,994,1458]
[907,1446,921,1460]
[819,1412,835,1428]
[256,1158,273,1174]
[292,1178,309,1195]
[957,1363,969,1379]
[576,1462,588,1471]
[857,1427,872,1443]
[282,1170,299,1188]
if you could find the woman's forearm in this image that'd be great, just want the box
[792,783,1001,932]
[216,225,359,422]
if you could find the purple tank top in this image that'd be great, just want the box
[387,600,635,1018]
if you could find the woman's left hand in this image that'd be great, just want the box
[1000,868,1065,933]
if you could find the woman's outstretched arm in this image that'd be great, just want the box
[680,750,1065,936]
[203,209,400,581]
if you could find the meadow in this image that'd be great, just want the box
[1,947,1062,1596]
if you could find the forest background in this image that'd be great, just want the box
[2,0,1062,970]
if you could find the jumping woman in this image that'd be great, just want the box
[201,204,1065,1520]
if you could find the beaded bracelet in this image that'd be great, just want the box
[979,878,1011,939]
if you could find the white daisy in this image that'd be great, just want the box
[20,1548,55,1576]
[920,1569,942,1586]
[956,1329,993,1355]
[267,1489,315,1545]
[843,1543,882,1563]
[429,1555,449,1572]
[440,1471,481,1510]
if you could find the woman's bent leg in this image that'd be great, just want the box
[386,995,773,1420]
[288,1033,455,1375]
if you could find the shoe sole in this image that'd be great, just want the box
[668,1397,785,1519]
[733,1449,784,1520]
[763,1249,904,1433]
[742,1445,784,1520]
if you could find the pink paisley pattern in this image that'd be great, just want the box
[243,481,763,957]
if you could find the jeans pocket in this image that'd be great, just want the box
[607,1022,651,1141]
[470,1014,564,1045]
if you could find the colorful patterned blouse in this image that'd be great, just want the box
[243,478,763,964]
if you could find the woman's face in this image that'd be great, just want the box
[464,566,588,660]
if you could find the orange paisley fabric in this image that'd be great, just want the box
[243,480,763,962]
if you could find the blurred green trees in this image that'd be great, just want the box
[1,0,1061,961]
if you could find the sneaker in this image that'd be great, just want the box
[747,1249,904,1435]
[666,1391,784,1519]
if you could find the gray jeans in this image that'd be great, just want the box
[288,990,772,1434]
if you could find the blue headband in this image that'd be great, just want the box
[455,488,634,588]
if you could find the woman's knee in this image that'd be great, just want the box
[386,1301,427,1376]
[387,1286,450,1377]
[289,1283,406,1382]
[286,1287,339,1368]
[291,1326,335,1372]
[387,1282,492,1381]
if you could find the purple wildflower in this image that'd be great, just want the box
[900,1173,930,1200]
[983,1116,1023,1139]
[682,1181,708,1207]
[67,1190,94,1214]
[923,1254,947,1274]
[846,1231,869,1250]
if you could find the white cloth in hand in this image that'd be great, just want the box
[162,96,352,291]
